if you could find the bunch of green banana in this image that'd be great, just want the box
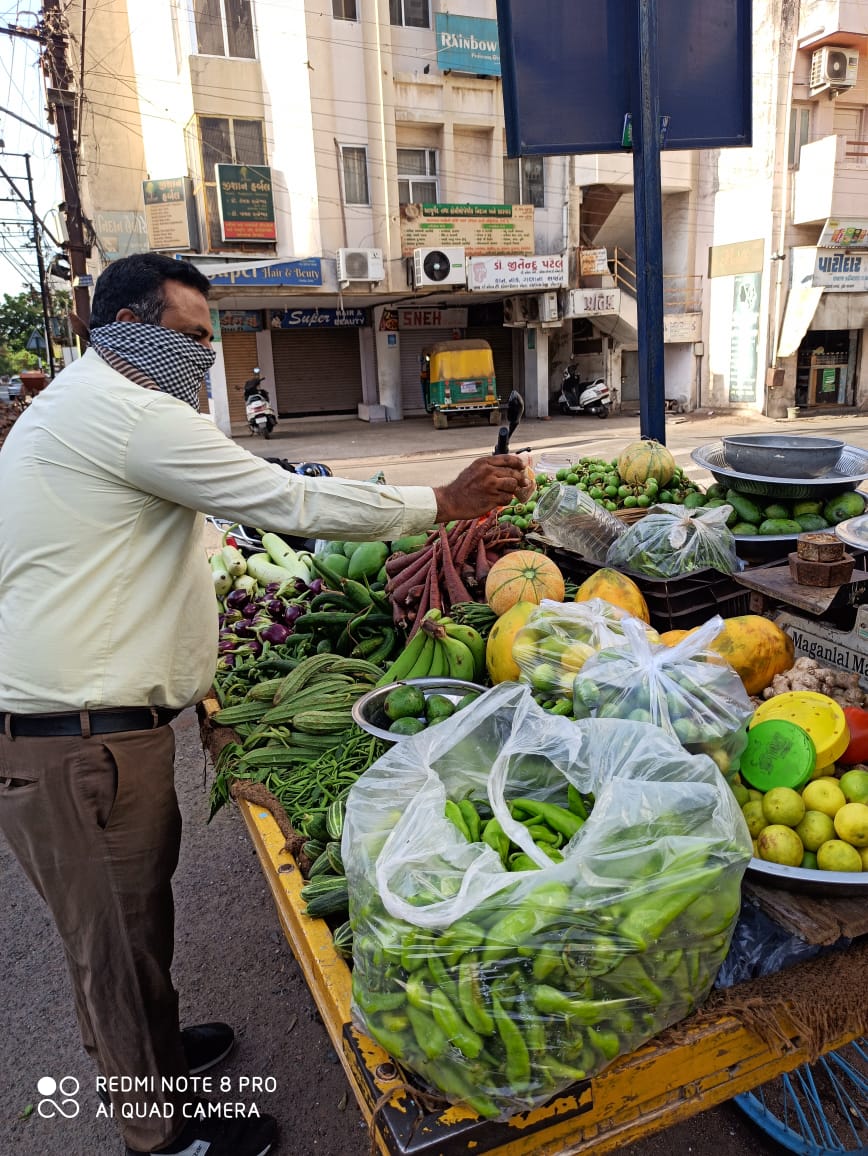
[376,609,485,686]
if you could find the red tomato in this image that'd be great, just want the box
[840,706,868,765]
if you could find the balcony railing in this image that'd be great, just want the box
[843,139,868,165]
[611,248,703,314]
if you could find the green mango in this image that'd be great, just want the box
[823,491,867,526]
[390,533,431,554]
[347,540,390,580]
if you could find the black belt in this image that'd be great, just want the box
[0,707,180,739]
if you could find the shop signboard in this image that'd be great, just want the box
[497,0,751,155]
[215,164,276,243]
[818,218,868,250]
[398,307,468,329]
[708,238,764,279]
[467,253,567,291]
[93,210,149,261]
[206,259,323,287]
[663,313,702,343]
[567,288,620,316]
[400,204,533,256]
[270,307,367,328]
[435,14,500,75]
[142,177,197,251]
[579,248,609,276]
[219,310,263,332]
[812,250,868,293]
[728,272,761,403]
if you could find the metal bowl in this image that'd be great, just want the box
[352,677,485,742]
[692,442,868,499]
[747,856,868,897]
[722,434,843,478]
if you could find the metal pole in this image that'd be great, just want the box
[631,0,666,443]
[23,153,57,377]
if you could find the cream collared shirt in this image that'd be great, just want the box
[0,350,437,713]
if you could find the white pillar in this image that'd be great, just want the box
[523,328,550,418]
[207,323,231,434]
[373,305,403,419]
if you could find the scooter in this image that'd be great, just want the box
[244,369,277,439]
[555,365,610,419]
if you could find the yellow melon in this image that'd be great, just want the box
[618,440,676,487]
[484,550,565,616]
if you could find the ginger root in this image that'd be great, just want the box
[761,658,867,707]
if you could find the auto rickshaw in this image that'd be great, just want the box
[420,339,501,429]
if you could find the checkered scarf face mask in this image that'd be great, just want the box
[90,322,216,411]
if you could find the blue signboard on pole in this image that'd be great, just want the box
[434,14,501,76]
[497,0,751,155]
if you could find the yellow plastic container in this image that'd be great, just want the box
[750,691,849,769]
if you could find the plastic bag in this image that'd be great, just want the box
[512,598,659,702]
[604,503,740,577]
[572,615,754,781]
[343,684,751,1119]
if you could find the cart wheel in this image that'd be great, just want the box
[489,409,502,426]
[733,1037,868,1154]
[433,411,448,430]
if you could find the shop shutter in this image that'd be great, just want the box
[271,329,363,416]
[466,324,516,399]
[221,331,259,425]
[399,328,455,415]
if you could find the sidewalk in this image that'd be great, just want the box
[237,407,868,487]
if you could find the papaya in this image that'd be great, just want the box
[574,567,650,624]
[700,615,794,696]
[660,628,692,646]
[486,601,537,684]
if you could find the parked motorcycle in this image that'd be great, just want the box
[554,365,610,419]
[244,368,277,438]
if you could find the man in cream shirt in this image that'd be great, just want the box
[0,253,528,1156]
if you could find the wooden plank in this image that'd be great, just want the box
[743,878,868,945]
[733,562,868,614]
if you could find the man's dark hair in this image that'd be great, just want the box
[89,253,211,330]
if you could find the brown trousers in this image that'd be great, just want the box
[0,725,189,1151]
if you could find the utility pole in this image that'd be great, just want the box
[23,153,57,375]
[41,0,91,329]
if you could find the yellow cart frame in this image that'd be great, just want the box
[237,796,863,1156]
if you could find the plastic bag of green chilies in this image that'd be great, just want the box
[342,683,752,1120]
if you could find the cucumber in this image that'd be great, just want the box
[763,503,791,521]
[727,491,763,525]
[758,518,802,535]
[795,514,829,532]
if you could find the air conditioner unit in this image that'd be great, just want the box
[537,292,559,323]
[810,46,859,94]
[503,296,529,326]
[336,248,384,285]
[412,246,466,287]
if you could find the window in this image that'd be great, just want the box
[340,146,370,205]
[389,0,429,29]
[193,0,255,59]
[196,116,267,249]
[503,156,544,207]
[332,0,357,18]
[397,148,438,204]
[788,106,811,167]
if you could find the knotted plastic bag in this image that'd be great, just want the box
[511,598,659,701]
[343,684,751,1119]
[572,615,754,781]
[605,503,740,577]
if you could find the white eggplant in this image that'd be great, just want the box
[210,553,233,598]
[260,532,312,583]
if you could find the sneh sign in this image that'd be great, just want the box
[215,164,276,243]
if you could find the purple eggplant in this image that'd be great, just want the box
[259,622,290,645]
[225,587,252,611]
[265,598,286,619]
[307,578,323,596]
[283,604,304,626]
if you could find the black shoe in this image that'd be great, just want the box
[126,1112,278,1156]
[183,1022,235,1075]
[99,1023,235,1105]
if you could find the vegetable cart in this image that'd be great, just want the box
[198,696,868,1156]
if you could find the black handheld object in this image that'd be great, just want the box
[493,389,525,455]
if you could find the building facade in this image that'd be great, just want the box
[63,0,868,428]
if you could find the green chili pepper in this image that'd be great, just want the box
[481,817,510,865]
[508,852,542,872]
[406,1004,449,1060]
[457,799,482,843]
[526,823,561,846]
[510,798,584,840]
[417,1058,499,1118]
[438,919,486,967]
[567,784,589,820]
[531,984,626,1026]
[490,982,530,1086]
[427,953,459,1004]
[532,944,563,982]
[537,1055,589,1084]
[380,1011,410,1033]
[481,907,539,962]
[400,929,431,973]
[604,956,664,1006]
[444,800,472,841]
[428,987,484,1060]
[587,1025,620,1061]
[352,986,406,1015]
[457,958,495,1036]
[366,1019,411,1059]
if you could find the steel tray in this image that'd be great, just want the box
[691,442,868,499]
[746,856,868,897]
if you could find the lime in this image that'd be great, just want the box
[800,851,818,870]
[816,839,863,872]
[757,824,804,867]
[794,809,835,852]
[839,768,868,804]
[833,801,868,847]
[801,779,846,818]
[742,800,766,839]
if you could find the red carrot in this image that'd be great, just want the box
[454,515,486,569]
[407,564,433,639]
[386,545,437,598]
[475,538,492,584]
[439,526,472,607]
[385,536,437,577]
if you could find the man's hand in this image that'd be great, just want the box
[434,454,529,523]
